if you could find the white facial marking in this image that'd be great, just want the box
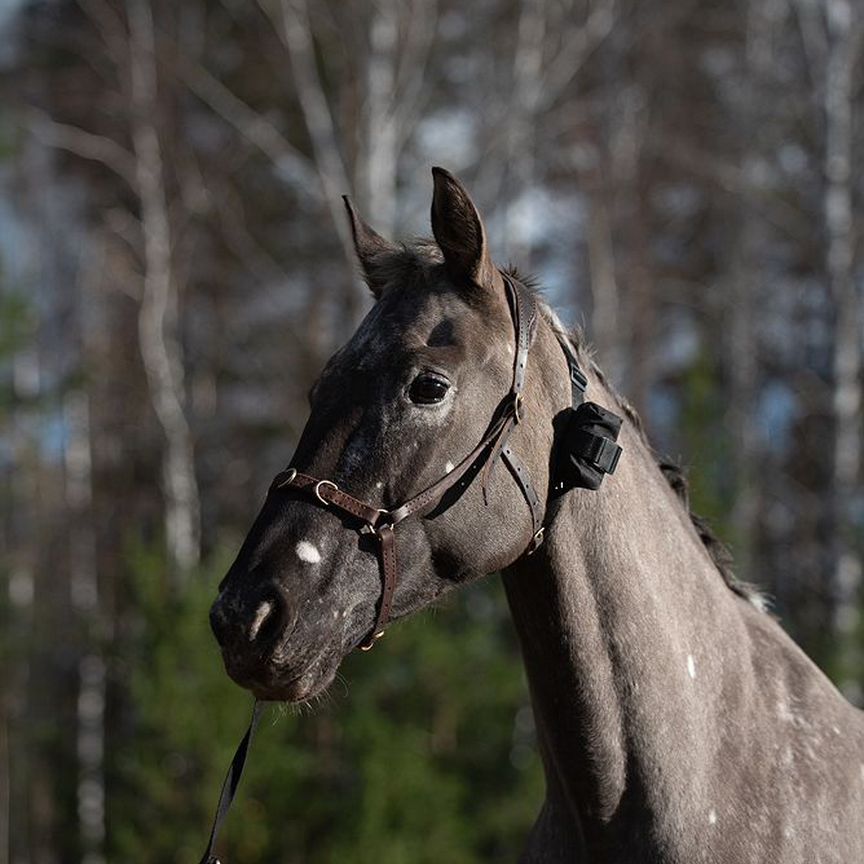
[708,809,717,825]
[687,654,696,679]
[445,461,454,473]
[295,540,321,564]
[249,601,273,641]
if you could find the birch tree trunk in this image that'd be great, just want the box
[67,237,106,864]
[824,0,862,700]
[503,0,545,267]
[127,0,201,576]
[362,0,399,237]
[727,0,780,582]
[274,0,359,333]
[586,192,622,380]
[360,0,438,237]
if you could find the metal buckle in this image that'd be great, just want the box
[527,526,545,555]
[569,363,588,392]
[276,467,298,488]
[586,437,622,475]
[314,479,338,505]
[359,630,384,652]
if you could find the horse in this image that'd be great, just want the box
[209,167,864,863]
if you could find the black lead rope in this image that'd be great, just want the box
[199,701,264,864]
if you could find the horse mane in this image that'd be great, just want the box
[504,267,768,612]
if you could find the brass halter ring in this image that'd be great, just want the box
[314,479,338,505]
[359,629,385,652]
[276,467,298,488]
[360,509,390,535]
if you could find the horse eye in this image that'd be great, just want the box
[409,374,450,405]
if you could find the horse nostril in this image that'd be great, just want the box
[210,585,294,664]
[249,600,274,642]
[248,590,287,649]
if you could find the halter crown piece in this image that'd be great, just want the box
[198,274,623,864]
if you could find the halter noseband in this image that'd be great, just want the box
[199,273,623,864]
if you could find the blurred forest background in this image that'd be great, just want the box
[0,0,862,861]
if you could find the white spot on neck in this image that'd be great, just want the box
[445,461,454,473]
[295,540,321,564]
[708,809,717,825]
[687,654,696,679]
[777,700,794,723]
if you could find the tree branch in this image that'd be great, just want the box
[541,0,617,107]
[167,46,321,194]
[260,0,356,272]
[25,110,137,191]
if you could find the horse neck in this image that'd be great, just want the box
[502,369,757,847]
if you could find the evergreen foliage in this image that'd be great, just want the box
[108,548,541,862]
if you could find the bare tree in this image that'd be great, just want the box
[127,0,201,575]
[823,0,863,697]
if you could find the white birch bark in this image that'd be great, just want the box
[503,0,546,266]
[266,0,437,330]
[363,0,399,236]
[272,0,354,254]
[127,0,201,575]
[65,389,106,864]
[361,0,438,235]
[66,240,107,863]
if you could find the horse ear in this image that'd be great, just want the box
[430,167,496,290]
[343,196,397,299]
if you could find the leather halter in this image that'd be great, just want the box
[269,274,543,651]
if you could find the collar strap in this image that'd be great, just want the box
[557,333,589,405]
[550,334,623,496]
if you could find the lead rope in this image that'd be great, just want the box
[199,701,264,864]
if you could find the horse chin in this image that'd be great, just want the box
[249,657,339,704]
